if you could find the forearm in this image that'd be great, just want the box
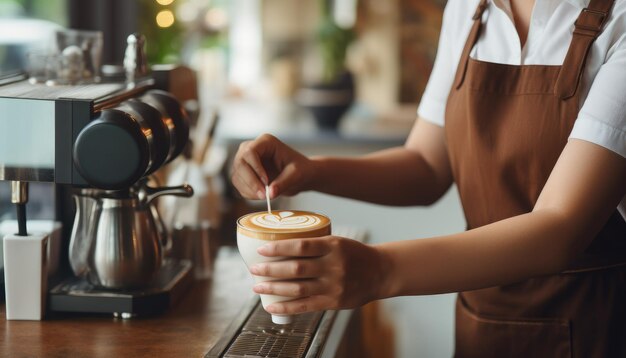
[310,147,451,206]
[375,140,626,298]
[377,209,578,298]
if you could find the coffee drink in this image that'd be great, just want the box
[237,210,331,324]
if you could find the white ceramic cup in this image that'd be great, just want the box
[237,210,331,324]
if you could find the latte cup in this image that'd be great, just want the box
[237,210,331,324]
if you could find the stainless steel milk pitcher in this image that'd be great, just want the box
[69,183,193,289]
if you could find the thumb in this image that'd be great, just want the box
[269,163,301,198]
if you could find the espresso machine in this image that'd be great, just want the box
[0,33,197,318]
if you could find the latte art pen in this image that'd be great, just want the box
[265,185,272,215]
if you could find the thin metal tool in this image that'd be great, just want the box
[265,185,272,215]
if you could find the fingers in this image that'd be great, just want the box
[253,279,326,298]
[240,142,269,186]
[250,259,324,279]
[231,133,311,199]
[265,296,336,315]
[269,163,299,198]
[257,238,332,257]
[231,140,268,199]
[231,134,280,199]
[232,161,265,199]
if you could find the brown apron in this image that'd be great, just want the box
[444,0,626,356]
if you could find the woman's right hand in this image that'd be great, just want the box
[231,134,318,200]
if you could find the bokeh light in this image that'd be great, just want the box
[156,10,175,28]
[204,8,228,30]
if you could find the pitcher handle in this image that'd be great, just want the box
[140,183,194,205]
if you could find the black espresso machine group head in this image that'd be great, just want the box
[73,89,189,190]
[0,66,194,190]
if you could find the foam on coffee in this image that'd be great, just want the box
[237,210,331,240]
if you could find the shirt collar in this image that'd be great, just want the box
[563,0,589,9]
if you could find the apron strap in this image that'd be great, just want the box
[555,0,615,100]
[453,0,489,89]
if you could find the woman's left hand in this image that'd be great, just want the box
[249,236,391,315]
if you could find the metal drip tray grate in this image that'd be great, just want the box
[223,304,322,358]
[225,332,309,358]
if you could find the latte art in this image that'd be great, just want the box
[237,210,331,241]
[252,211,322,230]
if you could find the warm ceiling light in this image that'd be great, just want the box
[156,10,175,28]
[156,0,175,5]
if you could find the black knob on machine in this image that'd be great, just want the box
[74,109,150,190]
[140,89,190,163]
[121,99,170,174]
[74,90,191,190]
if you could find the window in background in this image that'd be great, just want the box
[228,0,262,89]
[0,0,68,73]
[0,0,67,23]
[0,0,65,221]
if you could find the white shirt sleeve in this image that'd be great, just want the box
[569,35,626,159]
[417,0,475,127]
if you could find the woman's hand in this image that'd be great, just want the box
[231,134,318,199]
[249,236,392,315]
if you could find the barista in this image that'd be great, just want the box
[231,0,626,355]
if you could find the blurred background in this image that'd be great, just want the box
[1,0,446,113]
[0,1,464,356]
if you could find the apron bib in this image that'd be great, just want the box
[444,0,626,356]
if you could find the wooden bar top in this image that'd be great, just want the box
[0,248,256,358]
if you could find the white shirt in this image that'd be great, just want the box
[418,0,626,219]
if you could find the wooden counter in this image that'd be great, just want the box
[0,248,256,358]
[0,239,389,358]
